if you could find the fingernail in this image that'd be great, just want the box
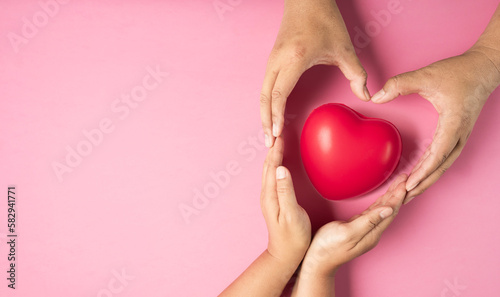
[371,89,386,103]
[363,86,371,100]
[406,179,419,192]
[404,196,415,205]
[272,124,279,137]
[379,207,393,219]
[276,167,286,179]
[265,134,272,148]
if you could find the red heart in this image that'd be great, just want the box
[300,103,402,200]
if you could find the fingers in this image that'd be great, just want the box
[351,173,407,221]
[260,60,304,147]
[405,117,461,193]
[270,66,303,138]
[262,137,285,186]
[368,173,408,211]
[337,51,370,101]
[260,67,279,148]
[276,166,299,215]
[347,180,407,254]
[373,180,407,230]
[404,140,464,204]
[260,137,285,218]
[348,176,407,235]
[388,173,409,193]
[261,136,275,186]
[348,206,393,240]
[371,71,423,104]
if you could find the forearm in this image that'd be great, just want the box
[219,250,300,297]
[284,0,338,11]
[472,4,500,57]
[283,0,344,28]
[291,251,339,297]
[469,4,500,86]
[291,263,336,297]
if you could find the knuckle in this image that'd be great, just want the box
[271,89,283,100]
[440,153,448,165]
[367,219,378,230]
[268,48,281,62]
[413,68,433,87]
[260,92,270,106]
[337,223,349,233]
[336,232,349,243]
[292,45,307,60]
[287,43,307,61]
[336,224,352,241]
[347,66,367,83]
[425,150,447,170]
[388,75,400,90]
[276,185,289,196]
[437,166,449,176]
[359,69,368,81]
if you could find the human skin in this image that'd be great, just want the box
[260,0,369,148]
[263,1,500,203]
[219,137,311,297]
[220,138,409,296]
[371,4,500,203]
[291,174,409,297]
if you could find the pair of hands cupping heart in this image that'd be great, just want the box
[221,2,500,296]
[260,0,500,202]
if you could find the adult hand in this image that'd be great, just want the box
[261,137,312,265]
[261,0,370,148]
[371,48,500,204]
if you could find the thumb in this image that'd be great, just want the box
[337,50,370,101]
[275,166,299,212]
[371,71,423,104]
[348,206,394,240]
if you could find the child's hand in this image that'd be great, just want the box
[220,137,311,297]
[298,174,408,281]
[261,137,311,266]
[371,48,500,204]
[261,0,369,147]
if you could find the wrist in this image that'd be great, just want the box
[467,44,500,92]
[293,260,336,297]
[286,0,335,5]
[284,0,338,17]
[264,249,303,274]
[300,252,339,281]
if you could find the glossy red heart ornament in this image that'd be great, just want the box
[300,103,402,200]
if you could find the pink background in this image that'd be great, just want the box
[1,0,499,296]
